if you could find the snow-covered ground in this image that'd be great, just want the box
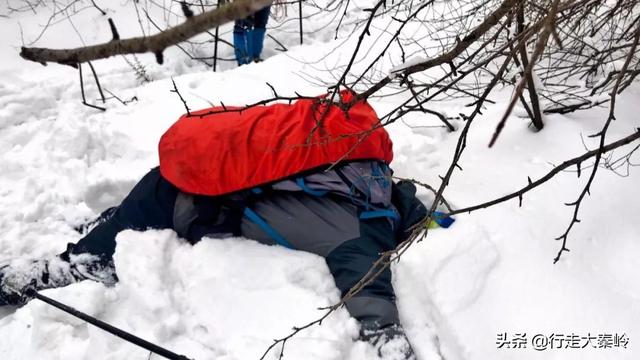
[0,1,639,359]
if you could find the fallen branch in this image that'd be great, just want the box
[20,0,274,66]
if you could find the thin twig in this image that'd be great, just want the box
[170,78,191,116]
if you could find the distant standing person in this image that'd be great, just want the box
[234,6,271,65]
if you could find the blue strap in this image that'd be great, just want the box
[243,207,295,249]
[370,162,390,189]
[295,177,328,197]
[433,211,455,228]
[359,209,400,221]
[251,187,263,194]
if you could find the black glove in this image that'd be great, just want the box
[361,324,417,360]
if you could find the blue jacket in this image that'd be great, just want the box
[68,162,428,330]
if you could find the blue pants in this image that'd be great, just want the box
[233,6,271,65]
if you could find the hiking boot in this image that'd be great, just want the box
[0,259,61,306]
[253,57,264,63]
[0,254,116,307]
[361,324,417,360]
[0,265,24,306]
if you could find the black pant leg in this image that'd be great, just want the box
[66,167,178,261]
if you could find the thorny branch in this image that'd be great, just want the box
[259,32,520,360]
[257,0,640,348]
[552,21,640,263]
[170,77,192,116]
[447,129,640,218]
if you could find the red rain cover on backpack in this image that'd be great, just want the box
[159,90,393,195]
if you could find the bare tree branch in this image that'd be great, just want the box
[447,129,640,218]
[356,0,523,101]
[19,0,274,66]
[170,77,191,116]
[553,21,640,263]
[516,1,544,130]
[489,0,561,147]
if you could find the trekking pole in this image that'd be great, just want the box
[298,0,303,45]
[213,0,220,71]
[25,289,193,360]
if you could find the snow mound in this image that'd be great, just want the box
[1,230,432,359]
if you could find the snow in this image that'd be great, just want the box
[389,57,428,76]
[1,1,639,360]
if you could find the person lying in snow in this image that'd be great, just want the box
[0,91,450,359]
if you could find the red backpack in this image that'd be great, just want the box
[159,90,393,195]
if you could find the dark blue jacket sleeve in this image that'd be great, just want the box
[324,181,428,330]
[325,216,400,330]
